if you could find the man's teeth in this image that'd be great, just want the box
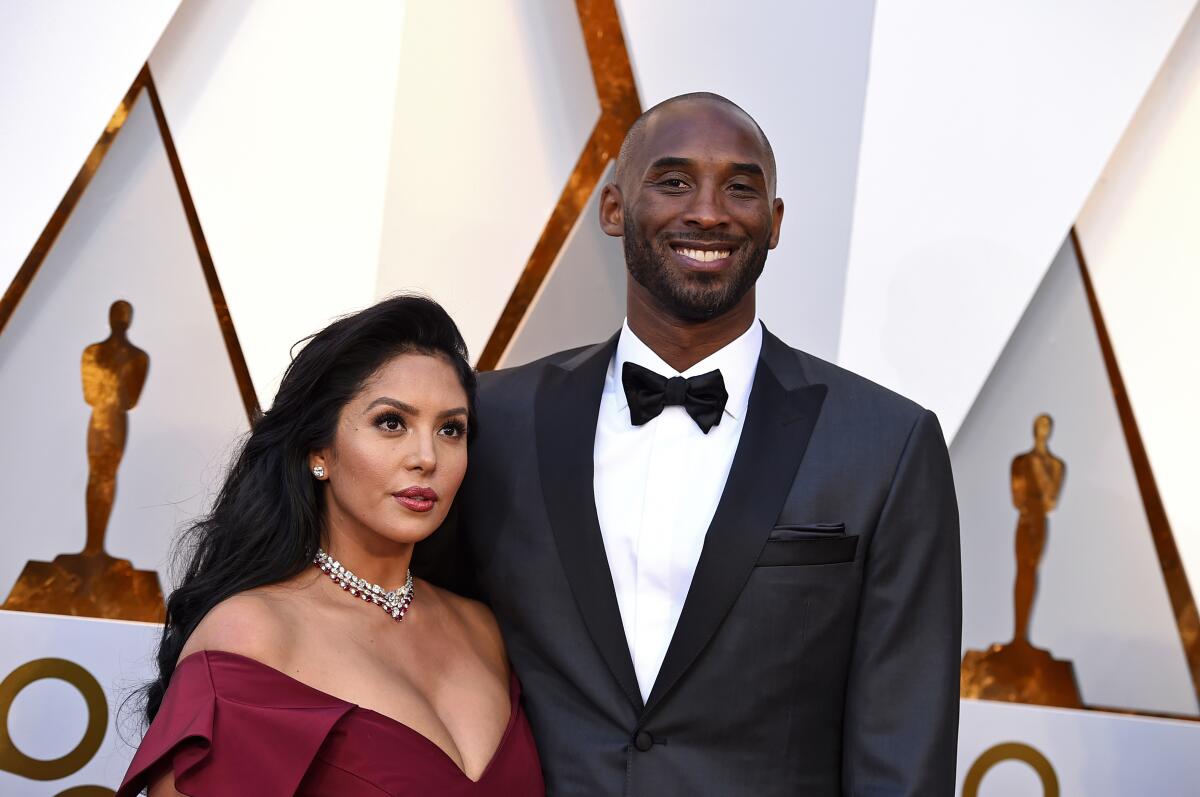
[676,248,731,263]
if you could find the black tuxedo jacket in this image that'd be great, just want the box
[434,325,961,796]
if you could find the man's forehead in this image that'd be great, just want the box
[637,100,768,170]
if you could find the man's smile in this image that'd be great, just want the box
[668,239,737,270]
[673,246,731,263]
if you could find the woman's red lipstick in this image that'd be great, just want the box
[394,486,438,513]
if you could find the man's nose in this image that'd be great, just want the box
[682,181,729,229]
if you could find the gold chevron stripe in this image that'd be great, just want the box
[0,66,259,423]
[1073,227,1200,708]
[476,0,641,370]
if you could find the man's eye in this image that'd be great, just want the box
[660,178,689,189]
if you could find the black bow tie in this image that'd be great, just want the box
[621,361,728,434]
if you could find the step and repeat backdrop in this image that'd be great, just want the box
[3,1,1200,794]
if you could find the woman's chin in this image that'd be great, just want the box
[372,518,444,546]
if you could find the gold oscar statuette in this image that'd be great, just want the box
[961,413,1083,708]
[3,300,165,622]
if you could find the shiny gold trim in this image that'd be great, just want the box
[54,787,115,797]
[0,66,259,422]
[0,658,107,781]
[476,0,641,370]
[0,78,142,337]
[2,299,167,622]
[143,69,260,421]
[962,742,1059,797]
[961,414,1083,708]
[1085,703,1200,723]
[0,65,261,622]
[1072,227,1200,708]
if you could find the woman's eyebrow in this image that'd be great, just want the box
[363,397,467,419]
[364,397,416,414]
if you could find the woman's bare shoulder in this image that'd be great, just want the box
[178,588,301,667]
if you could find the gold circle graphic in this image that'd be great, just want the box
[0,658,108,781]
[54,786,115,797]
[963,741,1059,797]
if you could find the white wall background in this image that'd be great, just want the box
[149,0,408,404]
[953,236,1195,715]
[0,612,161,796]
[1076,4,1200,605]
[0,91,250,601]
[500,163,626,367]
[0,0,180,292]
[3,4,1200,789]
[838,0,1197,441]
[958,699,1200,796]
[375,0,599,363]
[616,0,877,363]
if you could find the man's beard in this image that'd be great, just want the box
[623,217,769,322]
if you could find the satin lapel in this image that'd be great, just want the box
[643,330,827,715]
[535,335,644,712]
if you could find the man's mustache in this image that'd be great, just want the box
[658,232,743,245]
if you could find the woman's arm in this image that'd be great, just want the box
[145,762,185,797]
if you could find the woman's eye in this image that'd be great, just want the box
[440,421,467,438]
[376,414,405,432]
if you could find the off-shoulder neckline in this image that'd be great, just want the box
[177,648,520,784]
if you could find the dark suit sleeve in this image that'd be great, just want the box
[841,409,962,796]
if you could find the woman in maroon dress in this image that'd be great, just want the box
[119,297,543,796]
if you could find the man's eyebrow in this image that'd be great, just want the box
[730,162,765,178]
[649,156,694,171]
[648,157,765,179]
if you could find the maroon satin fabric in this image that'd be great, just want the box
[118,650,544,796]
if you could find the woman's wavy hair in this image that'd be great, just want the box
[139,294,476,724]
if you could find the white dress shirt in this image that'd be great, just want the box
[593,318,763,701]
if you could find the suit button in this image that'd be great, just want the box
[634,731,654,752]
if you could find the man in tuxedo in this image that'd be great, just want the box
[451,93,961,795]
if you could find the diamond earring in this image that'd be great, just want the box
[312,465,326,479]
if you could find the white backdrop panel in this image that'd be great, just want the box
[958,699,1200,796]
[0,91,250,600]
[838,0,1197,440]
[500,164,626,367]
[953,237,1195,715]
[1076,5,1200,603]
[149,0,407,403]
[617,0,876,362]
[0,0,181,292]
[376,0,599,362]
[0,612,160,795]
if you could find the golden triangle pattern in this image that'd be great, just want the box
[476,0,642,370]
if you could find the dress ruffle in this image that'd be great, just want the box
[118,652,354,797]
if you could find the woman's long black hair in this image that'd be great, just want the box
[140,295,476,724]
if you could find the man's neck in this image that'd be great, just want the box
[626,279,756,373]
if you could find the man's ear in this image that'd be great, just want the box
[599,183,624,237]
[768,197,785,249]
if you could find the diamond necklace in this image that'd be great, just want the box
[313,548,414,621]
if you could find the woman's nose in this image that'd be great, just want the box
[403,433,437,472]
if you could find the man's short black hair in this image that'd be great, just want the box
[613,92,777,194]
